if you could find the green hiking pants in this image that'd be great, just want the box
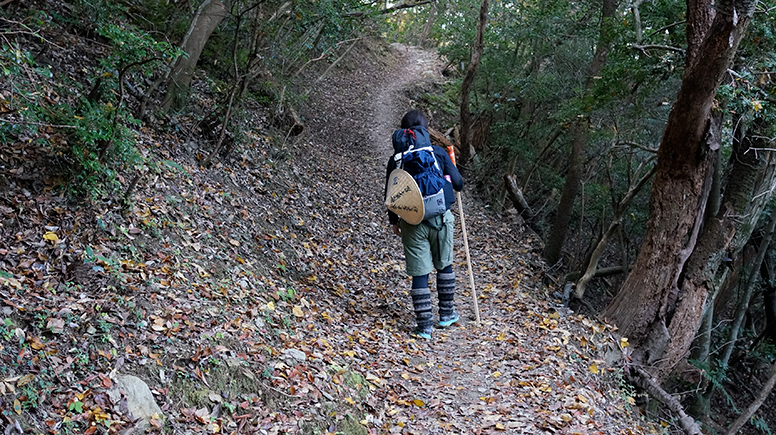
[399,210,455,276]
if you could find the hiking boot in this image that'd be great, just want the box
[411,327,432,340]
[437,311,460,327]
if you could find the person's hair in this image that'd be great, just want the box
[400,110,427,129]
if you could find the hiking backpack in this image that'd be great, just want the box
[392,129,448,222]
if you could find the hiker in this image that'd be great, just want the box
[385,110,464,339]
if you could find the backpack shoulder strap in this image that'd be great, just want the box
[393,152,402,169]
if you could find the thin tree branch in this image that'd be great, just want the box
[645,20,687,38]
[292,37,361,79]
[306,38,361,92]
[99,56,162,161]
[629,43,686,55]
[0,118,77,129]
[0,18,65,49]
[345,0,434,17]
[616,140,658,153]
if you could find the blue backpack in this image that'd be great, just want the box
[392,129,447,221]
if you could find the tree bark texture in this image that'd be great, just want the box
[544,119,584,265]
[504,175,533,219]
[542,0,618,265]
[658,122,776,376]
[458,0,489,165]
[471,114,492,155]
[418,2,436,47]
[163,0,228,111]
[602,0,756,378]
[428,127,456,152]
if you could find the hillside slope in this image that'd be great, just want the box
[0,29,653,434]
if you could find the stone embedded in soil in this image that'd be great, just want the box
[108,375,164,430]
[282,348,307,363]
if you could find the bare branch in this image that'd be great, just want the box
[0,18,65,49]
[345,0,434,17]
[293,37,361,79]
[616,140,659,153]
[629,367,703,435]
[629,43,685,56]
[0,117,77,129]
[645,20,687,38]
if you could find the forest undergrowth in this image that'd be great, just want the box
[0,22,661,434]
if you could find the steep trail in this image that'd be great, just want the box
[293,43,647,434]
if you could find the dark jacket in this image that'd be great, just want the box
[385,126,464,225]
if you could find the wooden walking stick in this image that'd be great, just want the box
[445,145,481,325]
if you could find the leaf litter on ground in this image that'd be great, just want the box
[0,31,660,435]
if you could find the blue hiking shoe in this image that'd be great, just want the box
[411,328,432,340]
[437,311,460,327]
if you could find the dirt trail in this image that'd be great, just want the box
[296,43,647,434]
[0,25,652,434]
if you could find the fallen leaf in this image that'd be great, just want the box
[97,349,112,360]
[365,373,382,386]
[29,336,45,350]
[16,374,34,387]
[47,318,65,334]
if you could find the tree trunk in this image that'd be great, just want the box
[458,0,489,165]
[504,174,533,219]
[660,119,776,377]
[602,0,756,378]
[543,0,618,265]
[418,2,436,48]
[718,212,776,370]
[544,120,584,265]
[162,0,228,111]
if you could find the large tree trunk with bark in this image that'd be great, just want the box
[543,0,618,265]
[163,0,228,111]
[662,119,776,378]
[418,2,436,48]
[458,0,489,165]
[602,0,756,378]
